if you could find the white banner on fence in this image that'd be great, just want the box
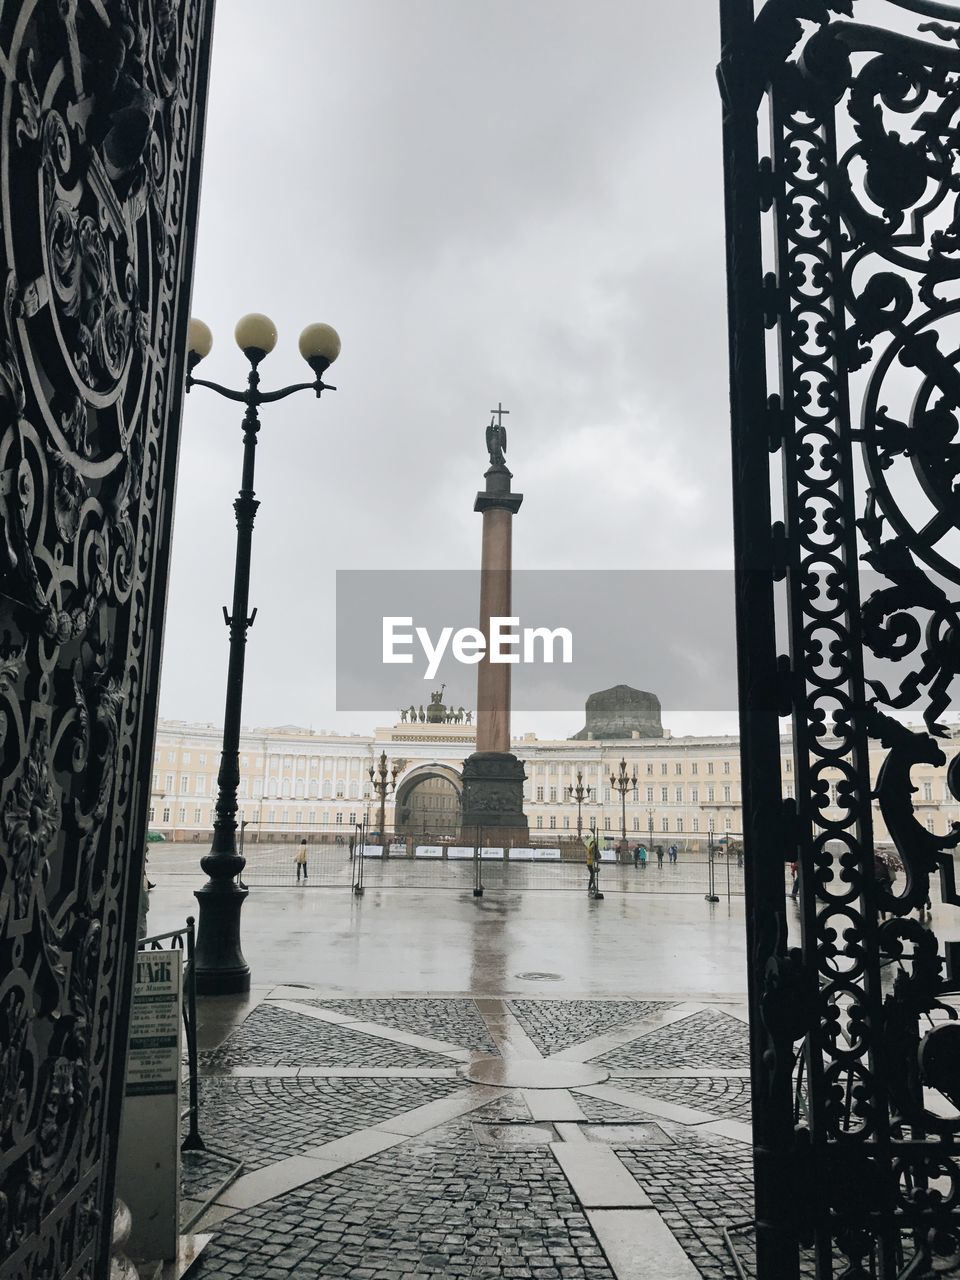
[415,845,444,858]
[599,847,617,861]
[363,844,383,857]
[447,846,474,859]
[389,842,406,855]
[536,847,562,860]
[508,847,535,860]
[480,846,504,859]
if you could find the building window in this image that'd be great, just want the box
[194,808,202,823]
[646,763,653,776]
[153,772,159,789]
[927,816,935,832]
[268,808,276,822]
[180,776,189,793]
[692,817,699,832]
[336,781,345,797]
[549,816,556,829]
[604,817,611,830]
[183,752,191,764]
[676,763,682,775]
[675,787,683,802]
[707,762,715,774]
[632,816,639,831]
[691,787,699,802]
[723,785,731,802]
[296,810,303,823]
[240,779,248,797]
[646,786,654,802]
[785,759,792,773]
[162,807,170,822]
[167,750,175,763]
[923,781,933,802]
[677,818,684,832]
[589,816,597,831]
[242,756,249,767]
[709,817,715,832]
[549,787,557,802]
[662,818,669,832]
[536,786,544,802]
[563,816,570,830]
[604,787,612,802]
[660,787,668,803]
[724,817,732,831]
[178,807,186,823]
[723,761,731,774]
[661,763,668,775]
[691,762,698,776]
[537,816,543,829]
[632,787,638,802]
[336,812,343,825]
[349,812,357,825]
[199,753,207,766]
[785,783,794,798]
[707,786,715,802]
[165,773,174,791]
[149,806,155,821]
[197,776,206,794]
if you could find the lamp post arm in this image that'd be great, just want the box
[257,379,336,404]
[186,375,250,403]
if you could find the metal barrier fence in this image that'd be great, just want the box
[151,829,747,896]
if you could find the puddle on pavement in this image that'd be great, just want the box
[473,1122,558,1148]
[581,1122,674,1146]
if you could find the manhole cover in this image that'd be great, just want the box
[474,1122,557,1148]
[514,971,562,981]
[582,1123,674,1147]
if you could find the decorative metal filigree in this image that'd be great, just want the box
[722,0,960,1275]
[0,2,213,1275]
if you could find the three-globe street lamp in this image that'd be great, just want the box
[610,758,638,856]
[187,312,341,995]
[566,769,594,839]
[369,752,400,852]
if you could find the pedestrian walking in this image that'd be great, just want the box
[638,844,647,870]
[790,861,799,899]
[634,842,646,869]
[295,838,308,883]
[656,845,664,868]
[585,829,600,896]
[669,844,678,864]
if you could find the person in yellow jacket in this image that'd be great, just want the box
[584,828,599,895]
[295,838,308,883]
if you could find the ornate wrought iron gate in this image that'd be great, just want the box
[0,1,213,1274]
[721,1,960,1275]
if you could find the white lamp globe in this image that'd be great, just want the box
[234,313,278,359]
[298,323,341,373]
[187,318,213,361]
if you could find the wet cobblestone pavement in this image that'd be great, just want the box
[185,993,755,1279]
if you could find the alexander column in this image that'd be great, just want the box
[460,405,528,837]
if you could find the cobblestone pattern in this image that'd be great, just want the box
[570,1093,671,1125]
[508,999,677,1056]
[191,1112,617,1279]
[596,1009,749,1072]
[199,1004,456,1071]
[182,1075,465,1197]
[613,1075,752,1120]
[307,998,497,1051]
[617,1130,755,1280]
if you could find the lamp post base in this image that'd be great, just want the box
[194,880,251,995]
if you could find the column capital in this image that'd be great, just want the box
[475,465,523,514]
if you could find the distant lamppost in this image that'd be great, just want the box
[369,752,399,850]
[647,806,654,849]
[566,769,594,839]
[187,312,341,995]
[610,758,637,854]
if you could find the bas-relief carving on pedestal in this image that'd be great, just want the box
[0,3,213,1275]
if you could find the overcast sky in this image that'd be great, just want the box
[159,2,735,740]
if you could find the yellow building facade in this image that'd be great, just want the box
[149,717,960,845]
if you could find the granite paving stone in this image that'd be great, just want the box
[199,1003,457,1071]
[596,1009,749,1072]
[508,1000,677,1057]
[307,998,499,1051]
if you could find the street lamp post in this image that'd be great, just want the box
[647,806,654,850]
[187,312,341,995]
[566,769,594,839]
[369,752,399,852]
[610,757,637,856]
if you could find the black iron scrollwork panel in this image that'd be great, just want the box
[0,2,212,1275]
[722,1,960,1276]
